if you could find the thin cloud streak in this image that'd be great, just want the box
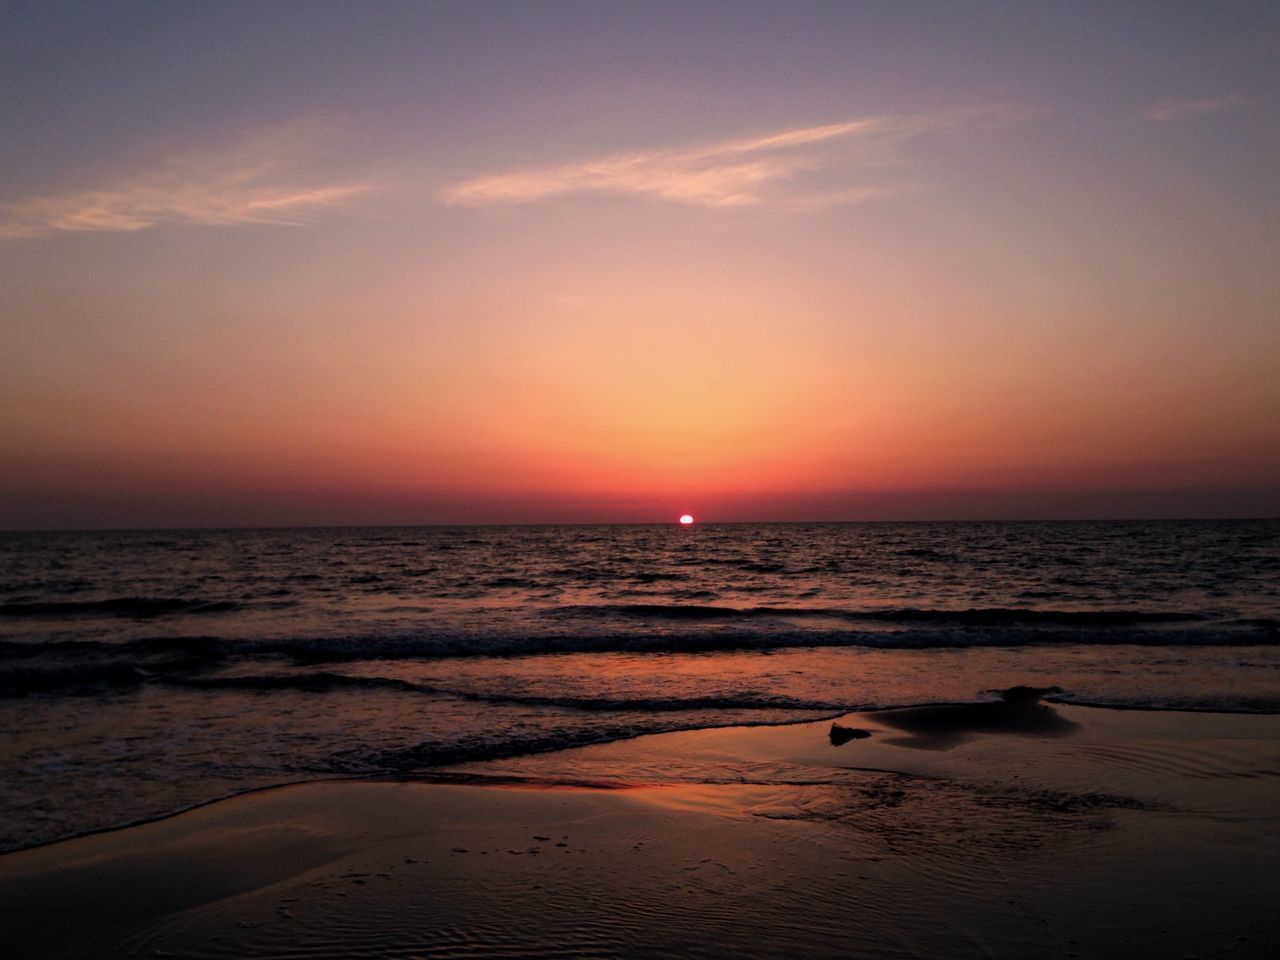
[0,123,379,240]
[442,105,1031,210]
[1145,95,1247,122]
[775,183,920,212]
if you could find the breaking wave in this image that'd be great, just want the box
[561,603,1214,626]
[0,597,244,618]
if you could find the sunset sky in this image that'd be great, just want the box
[2,1,1278,527]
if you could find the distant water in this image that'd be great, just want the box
[2,521,1278,852]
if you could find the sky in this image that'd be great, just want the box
[1,1,1278,527]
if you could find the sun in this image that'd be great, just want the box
[679,514,695,525]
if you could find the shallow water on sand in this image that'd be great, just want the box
[5,706,1277,960]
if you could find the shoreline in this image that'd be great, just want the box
[6,695,1278,859]
[4,701,1279,958]
[5,695,1280,858]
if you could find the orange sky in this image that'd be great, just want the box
[2,4,1278,526]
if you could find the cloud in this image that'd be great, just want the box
[0,121,378,240]
[442,105,1032,211]
[1145,95,1247,122]
[773,183,920,212]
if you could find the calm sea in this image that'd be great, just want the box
[2,520,1277,851]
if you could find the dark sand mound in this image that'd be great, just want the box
[829,722,872,745]
[870,693,1078,749]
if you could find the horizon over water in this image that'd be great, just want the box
[7,512,1280,533]
[2,519,1277,853]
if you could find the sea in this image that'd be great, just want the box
[1,520,1277,853]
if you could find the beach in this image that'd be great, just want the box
[5,698,1277,960]
[5,2,1279,955]
[3,523,1277,957]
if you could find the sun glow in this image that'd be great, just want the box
[679,514,695,525]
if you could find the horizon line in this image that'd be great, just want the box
[3,515,1277,535]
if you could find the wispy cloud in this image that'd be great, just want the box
[0,121,378,240]
[1145,95,1247,122]
[442,104,1033,211]
[772,183,921,212]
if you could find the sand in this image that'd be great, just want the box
[2,701,1278,959]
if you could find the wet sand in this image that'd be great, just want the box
[3,702,1278,959]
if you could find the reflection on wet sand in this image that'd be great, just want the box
[3,701,1277,959]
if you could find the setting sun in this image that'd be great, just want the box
[679,514,695,525]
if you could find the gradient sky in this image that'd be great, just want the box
[2,1,1278,527]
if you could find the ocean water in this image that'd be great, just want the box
[1,520,1277,852]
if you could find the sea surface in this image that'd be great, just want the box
[2,520,1278,852]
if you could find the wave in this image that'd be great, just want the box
[171,672,426,694]
[0,657,847,713]
[174,677,845,714]
[0,597,242,618]
[0,662,421,696]
[1047,692,1280,714]
[328,724,661,772]
[327,712,826,774]
[13,654,1276,716]
[0,662,156,695]
[0,614,1274,678]
[432,688,845,713]
[563,604,1213,626]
